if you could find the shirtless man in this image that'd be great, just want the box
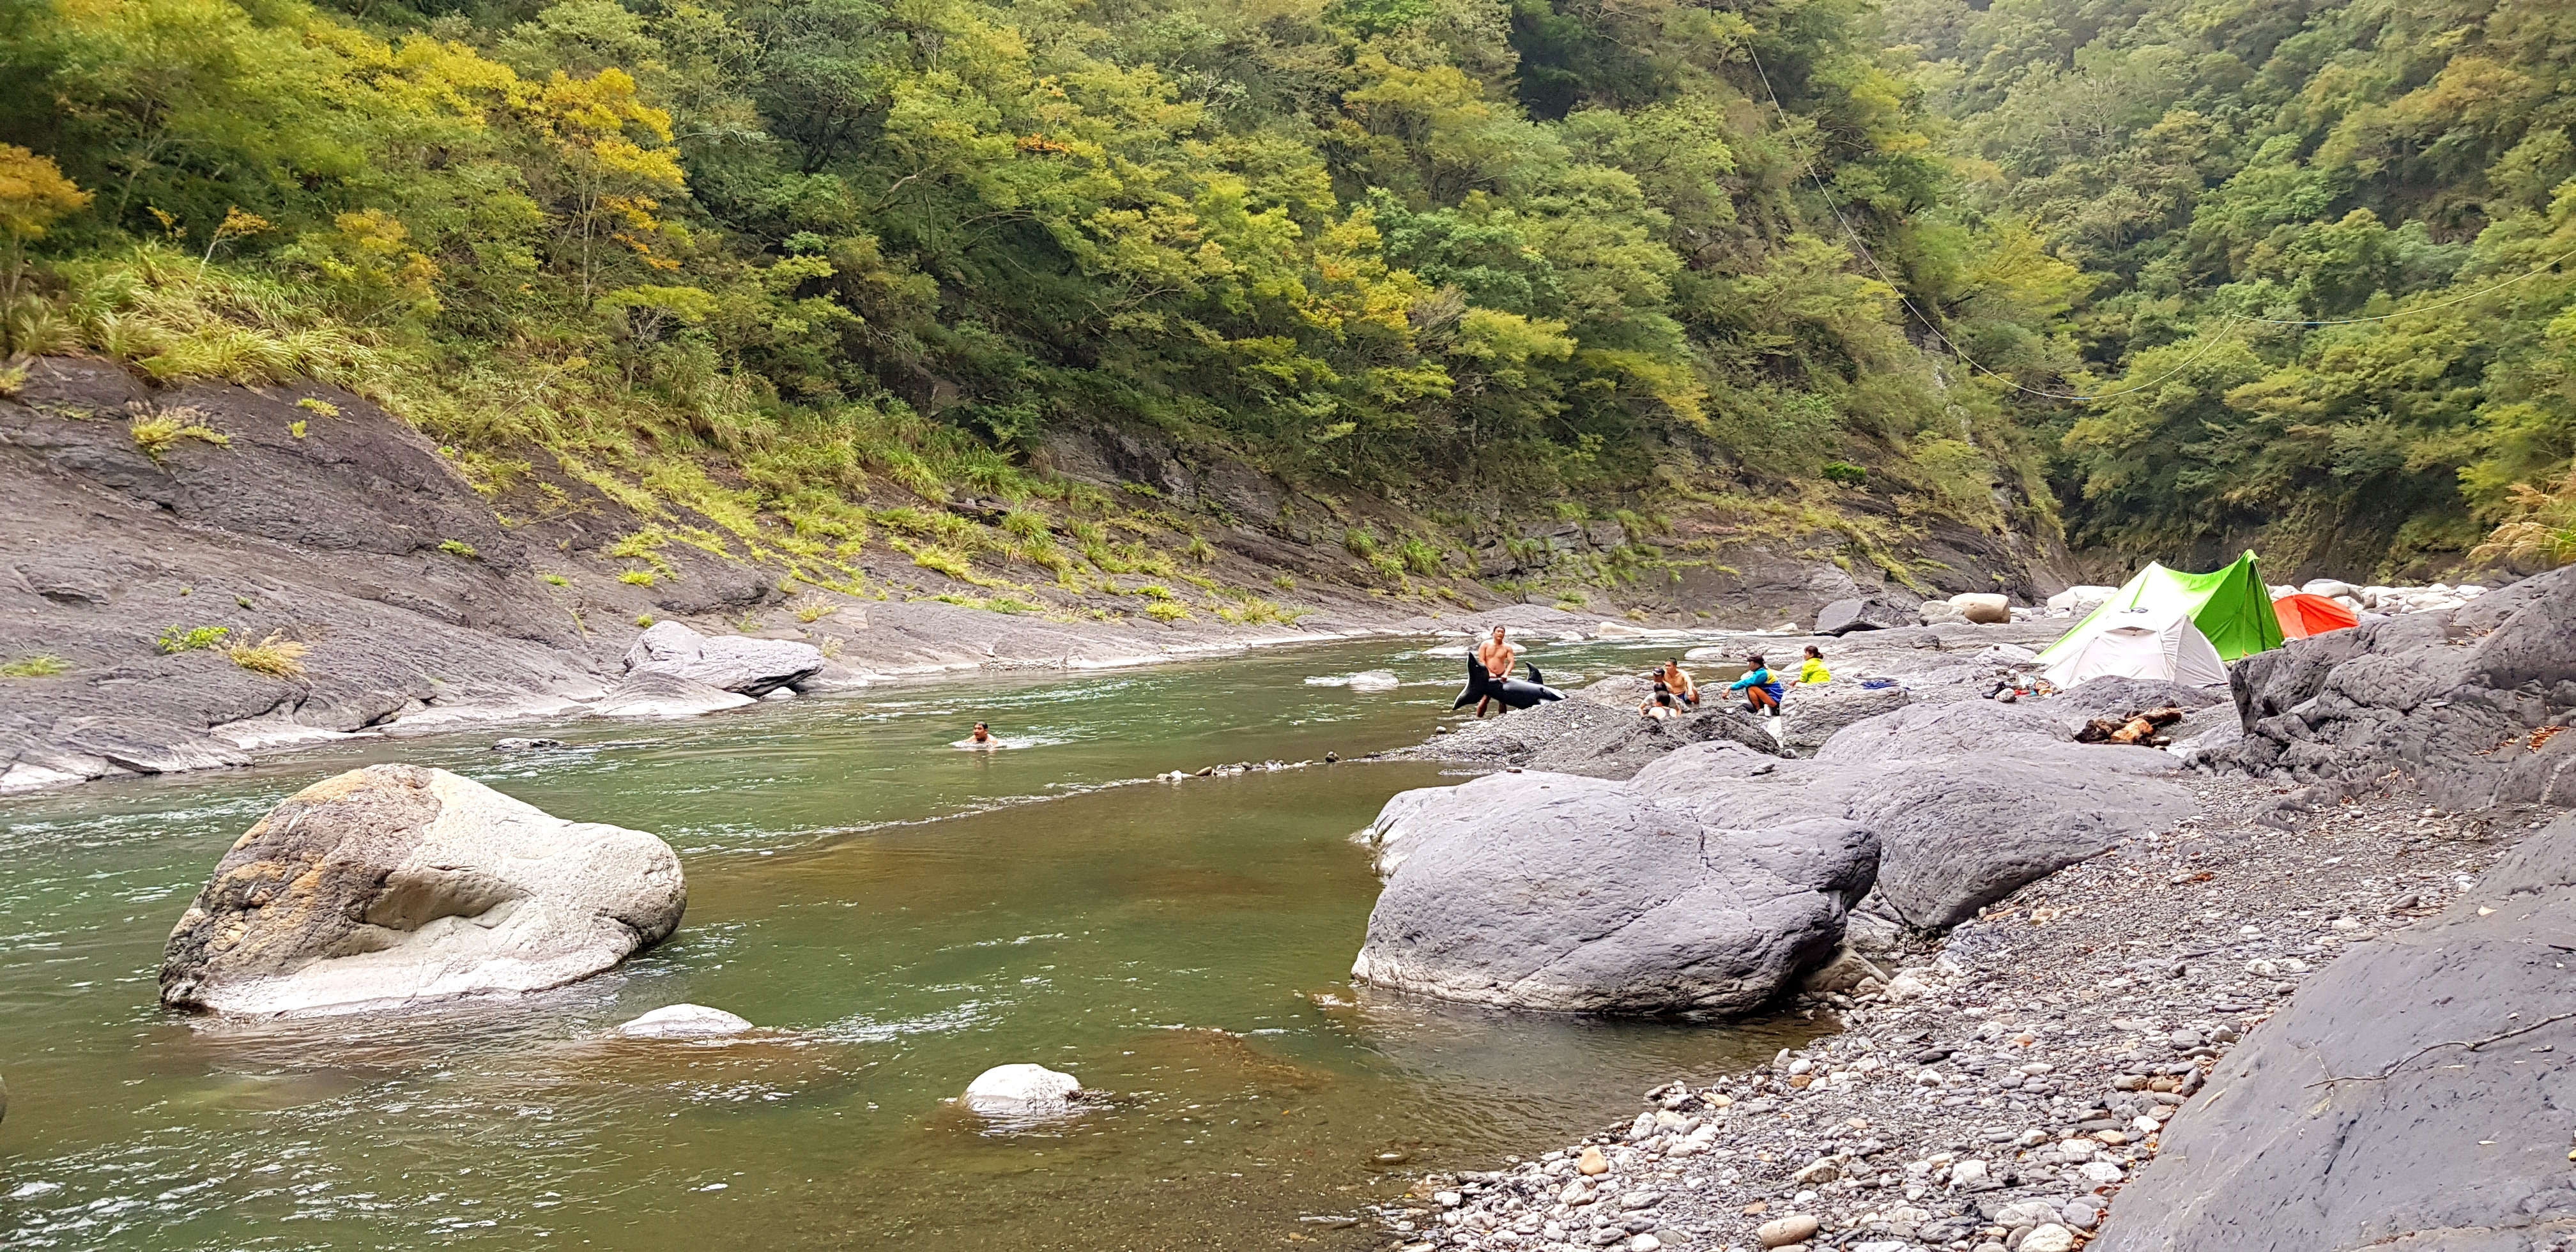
[1659,658,1698,706]
[969,722,993,745]
[1474,626,1516,719]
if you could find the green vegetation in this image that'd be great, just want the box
[154,625,229,653]
[0,0,2564,579]
[130,412,229,460]
[1,653,68,677]
[439,538,479,559]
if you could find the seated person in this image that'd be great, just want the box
[1639,679,1687,720]
[1659,659,1699,705]
[1798,645,1831,685]
[1728,654,1786,714]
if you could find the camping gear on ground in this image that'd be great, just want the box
[2075,706,2188,747]
[2037,603,2232,690]
[2037,550,2284,668]
[2273,592,2361,641]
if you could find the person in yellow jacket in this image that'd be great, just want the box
[1798,644,1831,685]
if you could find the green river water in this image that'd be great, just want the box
[0,637,1805,1251]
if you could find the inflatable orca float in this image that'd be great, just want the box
[1452,658,1565,711]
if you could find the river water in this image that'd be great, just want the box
[0,637,1807,1250]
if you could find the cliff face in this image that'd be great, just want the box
[0,358,2057,791]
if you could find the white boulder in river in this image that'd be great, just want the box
[615,1004,755,1039]
[621,620,823,696]
[963,1064,1083,1116]
[160,765,686,1015]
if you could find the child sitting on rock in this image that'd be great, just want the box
[1798,645,1831,685]
[1639,679,1687,720]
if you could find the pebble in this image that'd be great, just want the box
[2021,1223,2078,1252]
[1756,1214,1820,1248]
[1577,1146,1609,1176]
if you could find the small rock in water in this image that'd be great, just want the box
[491,737,569,751]
[615,1004,755,1039]
[962,1063,1082,1117]
[1578,1145,1610,1175]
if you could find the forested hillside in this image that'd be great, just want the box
[0,0,2568,595]
[1898,0,2576,573]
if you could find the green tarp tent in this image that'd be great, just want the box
[2038,551,2285,666]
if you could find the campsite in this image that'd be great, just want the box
[3,0,2574,1248]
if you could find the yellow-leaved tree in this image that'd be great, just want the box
[0,146,92,304]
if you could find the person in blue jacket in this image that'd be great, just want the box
[1728,654,1786,714]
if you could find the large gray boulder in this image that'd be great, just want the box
[591,669,756,718]
[1816,597,1915,636]
[2227,565,2576,807]
[2092,811,2576,1252]
[1637,701,2193,928]
[622,620,822,696]
[1386,689,1782,780]
[1777,682,1913,751]
[160,765,686,1014]
[1351,772,1878,1015]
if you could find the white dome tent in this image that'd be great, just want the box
[2039,603,2230,690]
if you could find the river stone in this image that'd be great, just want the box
[1757,1214,1821,1248]
[1350,771,1878,1015]
[160,765,686,1015]
[615,1004,754,1039]
[963,1063,1083,1115]
[591,669,757,718]
[622,620,824,696]
[1949,592,2011,624]
[2092,809,2576,1252]
[1816,597,1912,636]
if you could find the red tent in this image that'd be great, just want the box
[2273,592,2359,641]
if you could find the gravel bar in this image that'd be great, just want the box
[1372,773,2564,1252]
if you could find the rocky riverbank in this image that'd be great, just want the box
[0,355,2050,795]
[1364,564,2576,1252]
[1370,779,2570,1252]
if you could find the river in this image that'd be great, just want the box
[0,637,1808,1250]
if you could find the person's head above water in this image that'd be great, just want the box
[971,722,990,740]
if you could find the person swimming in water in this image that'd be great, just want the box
[1473,626,1517,719]
[968,722,993,746]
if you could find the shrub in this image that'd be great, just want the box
[131,411,229,460]
[1397,538,1445,576]
[540,573,569,586]
[1143,600,1192,622]
[1184,535,1216,563]
[910,546,972,578]
[1215,599,1303,625]
[795,600,835,622]
[288,420,307,439]
[1,654,68,677]
[1822,460,1867,485]
[1135,583,1176,600]
[1343,527,1380,558]
[439,538,479,559]
[635,615,655,627]
[228,631,307,679]
[155,625,229,653]
[1001,510,1052,540]
[618,570,656,586]
[1271,574,1296,590]
[295,397,341,418]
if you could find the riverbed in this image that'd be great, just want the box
[0,637,1809,1250]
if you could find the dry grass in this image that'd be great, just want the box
[227,631,307,679]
